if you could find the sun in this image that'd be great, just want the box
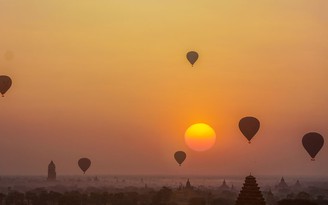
[185,123,216,152]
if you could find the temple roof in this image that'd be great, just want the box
[219,179,230,190]
[294,180,301,187]
[235,175,266,205]
[277,177,288,188]
[48,160,55,168]
[186,178,192,189]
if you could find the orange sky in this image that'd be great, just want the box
[0,0,328,175]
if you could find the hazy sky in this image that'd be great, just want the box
[1,0,328,176]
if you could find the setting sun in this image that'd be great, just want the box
[185,123,216,152]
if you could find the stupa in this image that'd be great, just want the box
[47,161,56,181]
[235,175,266,205]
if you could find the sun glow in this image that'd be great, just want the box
[185,123,216,152]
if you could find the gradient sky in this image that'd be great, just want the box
[0,0,328,176]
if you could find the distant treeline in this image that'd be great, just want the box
[0,187,326,205]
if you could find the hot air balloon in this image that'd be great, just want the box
[0,75,12,97]
[239,116,260,143]
[174,151,186,166]
[302,132,324,161]
[78,158,91,174]
[186,51,198,66]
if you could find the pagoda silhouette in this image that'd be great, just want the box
[277,177,288,189]
[185,178,193,190]
[219,179,230,190]
[235,175,266,205]
[276,177,290,194]
[47,161,56,181]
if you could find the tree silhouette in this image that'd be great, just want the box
[152,187,173,205]
[278,199,317,205]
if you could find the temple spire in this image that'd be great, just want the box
[47,160,56,181]
[235,175,266,205]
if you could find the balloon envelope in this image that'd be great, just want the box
[0,75,12,97]
[302,132,324,160]
[174,151,186,166]
[186,51,199,66]
[239,116,260,143]
[78,158,91,174]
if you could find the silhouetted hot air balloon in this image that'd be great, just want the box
[186,51,198,66]
[239,116,260,143]
[78,158,91,174]
[174,151,186,166]
[302,132,324,161]
[0,75,12,97]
